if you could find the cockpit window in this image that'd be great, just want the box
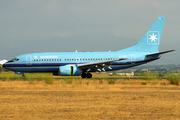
[8,58,19,62]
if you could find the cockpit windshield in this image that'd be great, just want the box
[8,58,19,62]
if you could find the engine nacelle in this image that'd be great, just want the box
[53,66,81,76]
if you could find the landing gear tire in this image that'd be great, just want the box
[81,73,87,78]
[81,73,92,79]
[87,73,92,78]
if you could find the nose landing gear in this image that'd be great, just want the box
[22,74,25,79]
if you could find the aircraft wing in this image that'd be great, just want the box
[146,50,175,57]
[76,58,128,72]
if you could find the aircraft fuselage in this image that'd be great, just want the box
[3,51,159,73]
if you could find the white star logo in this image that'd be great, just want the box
[149,33,157,42]
[147,31,159,45]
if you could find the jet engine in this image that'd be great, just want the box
[53,66,81,76]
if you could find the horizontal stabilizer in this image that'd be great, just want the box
[146,50,175,57]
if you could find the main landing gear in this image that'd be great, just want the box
[81,72,92,79]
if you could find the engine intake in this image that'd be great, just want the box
[53,66,81,76]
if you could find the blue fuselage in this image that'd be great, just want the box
[3,51,160,73]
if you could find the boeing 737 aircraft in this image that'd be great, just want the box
[0,16,175,78]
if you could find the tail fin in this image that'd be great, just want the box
[120,16,166,53]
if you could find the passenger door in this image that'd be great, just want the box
[26,55,32,66]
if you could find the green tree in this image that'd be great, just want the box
[2,68,10,72]
[134,69,142,73]
[0,66,2,73]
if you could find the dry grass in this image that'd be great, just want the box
[0,73,180,120]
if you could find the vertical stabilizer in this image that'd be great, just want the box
[120,16,166,53]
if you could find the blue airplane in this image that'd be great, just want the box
[0,16,175,78]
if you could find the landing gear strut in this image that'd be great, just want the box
[22,74,25,79]
[81,72,92,79]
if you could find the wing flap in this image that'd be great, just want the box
[77,58,128,71]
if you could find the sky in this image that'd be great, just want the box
[0,0,180,65]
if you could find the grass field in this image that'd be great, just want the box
[0,72,180,120]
